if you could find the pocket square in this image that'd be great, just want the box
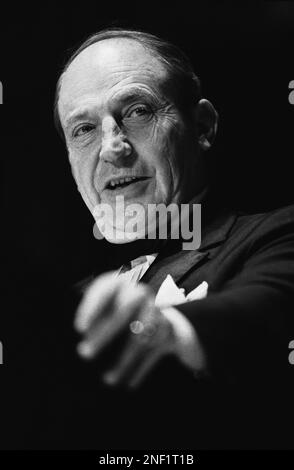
[154,274,208,309]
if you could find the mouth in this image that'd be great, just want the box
[104,176,151,191]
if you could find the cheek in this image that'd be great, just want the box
[68,149,99,207]
[158,121,195,196]
[131,124,175,201]
[69,146,95,181]
[69,151,86,185]
[146,121,184,201]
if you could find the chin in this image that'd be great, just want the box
[95,217,147,244]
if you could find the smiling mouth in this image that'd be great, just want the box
[105,176,150,190]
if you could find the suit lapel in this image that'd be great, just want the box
[141,249,209,293]
[140,206,237,293]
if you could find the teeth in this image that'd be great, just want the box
[109,176,139,188]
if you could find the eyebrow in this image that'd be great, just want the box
[64,110,93,129]
[64,86,163,130]
[112,86,160,106]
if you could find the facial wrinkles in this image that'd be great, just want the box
[153,110,186,203]
[166,106,196,201]
[68,90,171,189]
[106,103,181,205]
[60,41,169,143]
[60,53,167,119]
[63,82,166,151]
[68,111,181,208]
[121,101,181,205]
[69,147,98,210]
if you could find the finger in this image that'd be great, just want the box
[103,342,162,389]
[102,333,149,384]
[128,350,163,389]
[127,317,175,389]
[102,309,171,387]
[77,283,151,359]
[74,271,123,333]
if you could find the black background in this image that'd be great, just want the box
[0,2,294,450]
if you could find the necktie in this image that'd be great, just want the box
[116,254,157,285]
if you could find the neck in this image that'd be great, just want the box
[105,237,164,268]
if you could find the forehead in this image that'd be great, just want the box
[58,38,168,122]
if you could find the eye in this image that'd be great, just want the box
[73,124,95,138]
[125,104,153,120]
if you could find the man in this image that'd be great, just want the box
[55,28,294,448]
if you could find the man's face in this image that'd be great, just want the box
[58,38,201,239]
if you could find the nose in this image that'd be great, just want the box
[99,116,132,163]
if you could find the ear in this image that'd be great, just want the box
[194,99,218,151]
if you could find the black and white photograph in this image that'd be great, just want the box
[1,1,294,460]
